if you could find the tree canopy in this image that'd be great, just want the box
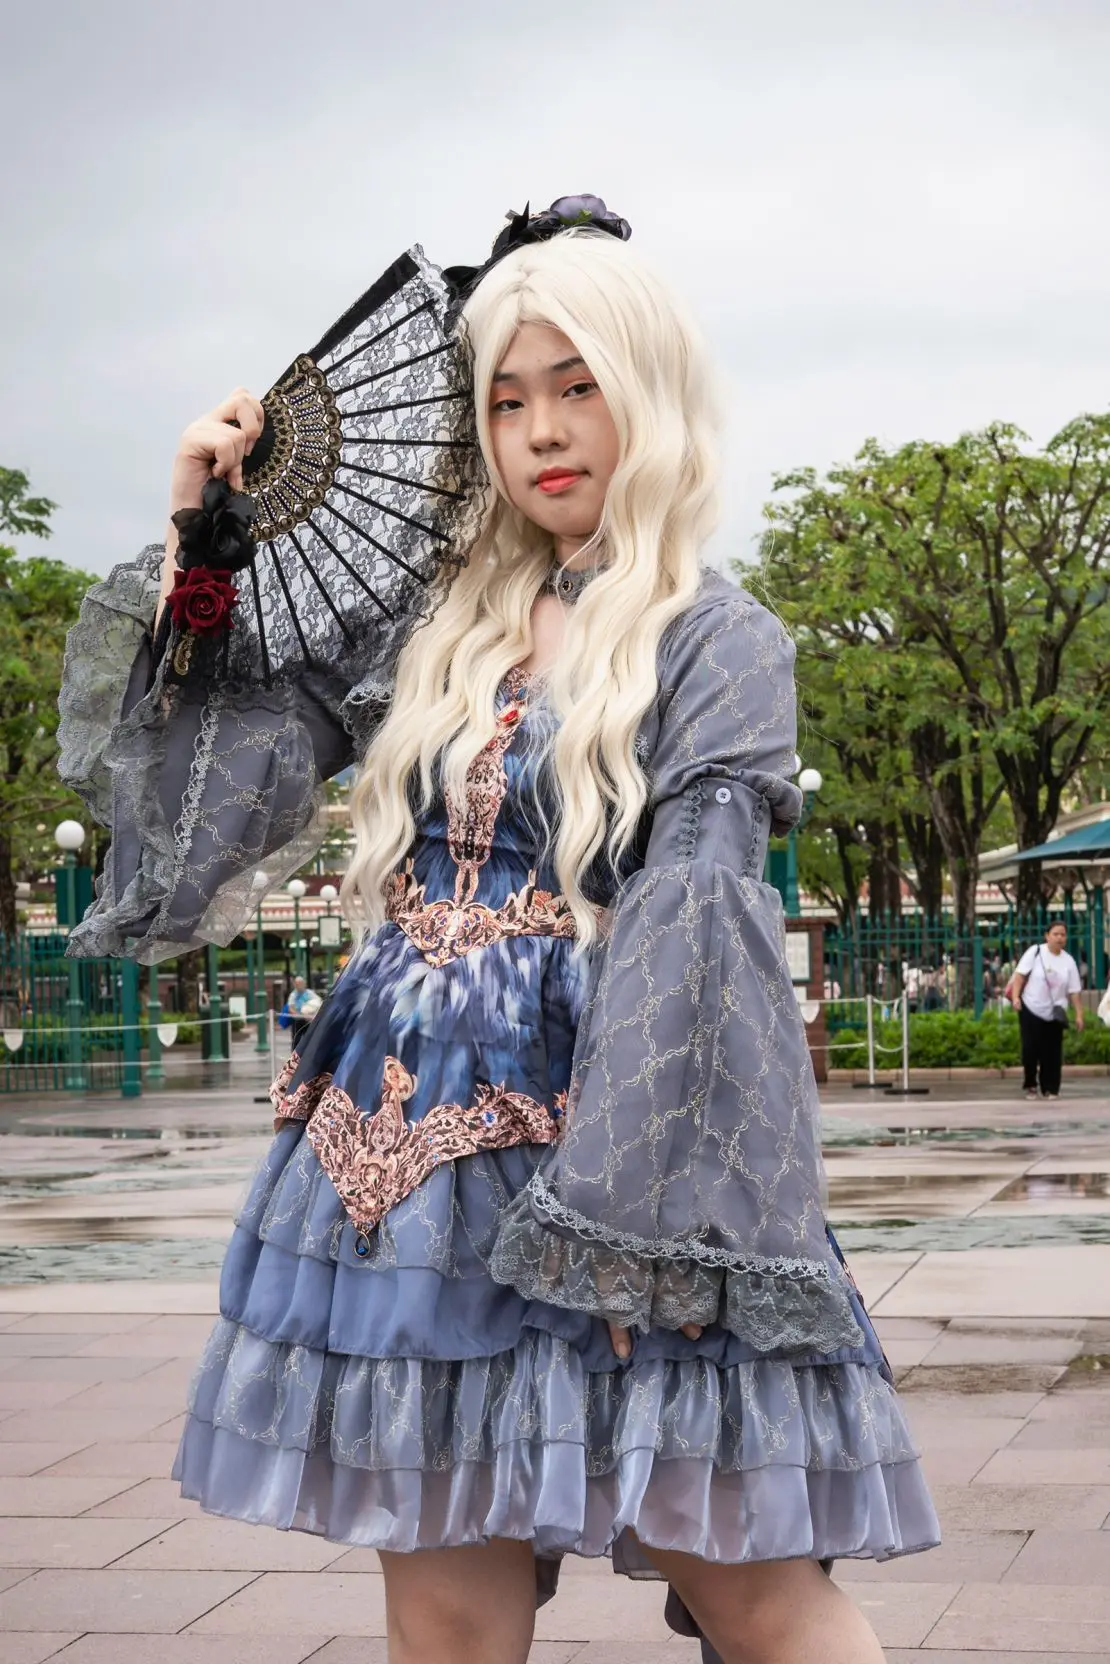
[746,415,1110,928]
[0,468,96,934]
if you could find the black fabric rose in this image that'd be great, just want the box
[166,567,239,636]
[171,476,257,574]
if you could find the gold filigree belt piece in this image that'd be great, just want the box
[385,861,580,969]
[306,1056,565,1242]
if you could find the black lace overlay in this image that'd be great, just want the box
[57,246,484,962]
[57,546,378,962]
[184,247,486,700]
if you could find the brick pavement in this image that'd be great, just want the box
[0,1288,1104,1660]
[0,1066,1109,1658]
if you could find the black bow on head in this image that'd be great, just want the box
[444,194,632,321]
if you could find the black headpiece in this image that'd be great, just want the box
[444,194,632,321]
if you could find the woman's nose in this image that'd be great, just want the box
[528,398,567,450]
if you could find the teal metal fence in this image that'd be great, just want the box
[823,903,1107,1026]
[0,932,141,1095]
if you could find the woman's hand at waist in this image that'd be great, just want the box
[607,1319,703,1360]
[158,387,265,622]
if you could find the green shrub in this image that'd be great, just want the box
[829,1008,1110,1070]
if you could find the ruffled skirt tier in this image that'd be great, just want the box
[174,1126,940,1568]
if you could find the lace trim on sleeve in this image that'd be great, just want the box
[57,545,164,826]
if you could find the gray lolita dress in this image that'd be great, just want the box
[58,553,939,1595]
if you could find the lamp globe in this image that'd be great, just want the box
[54,821,86,853]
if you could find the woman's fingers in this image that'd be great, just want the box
[212,387,265,441]
[606,1322,631,1360]
[606,1320,704,1356]
[209,428,247,483]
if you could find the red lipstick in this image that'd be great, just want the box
[536,469,582,495]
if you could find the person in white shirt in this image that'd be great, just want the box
[1010,923,1085,1100]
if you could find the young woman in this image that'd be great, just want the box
[1011,921,1084,1100]
[60,205,938,1664]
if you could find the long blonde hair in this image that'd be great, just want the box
[341,229,720,946]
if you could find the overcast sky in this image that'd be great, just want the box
[3,0,1109,578]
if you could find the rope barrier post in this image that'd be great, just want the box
[884,990,930,1096]
[852,994,892,1089]
[146,972,164,1084]
[120,960,142,1099]
[268,1003,277,1083]
[867,993,877,1084]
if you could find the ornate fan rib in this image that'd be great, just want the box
[325,502,429,584]
[339,435,475,450]
[350,394,468,417]
[248,558,273,690]
[284,526,358,647]
[306,514,397,618]
[337,341,453,396]
[333,480,449,543]
[337,461,465,501]
[321,298,435,376]
[265,541,315,668]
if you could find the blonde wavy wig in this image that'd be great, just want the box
[341,229,721,946]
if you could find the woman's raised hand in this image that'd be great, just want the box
[159,389,265,613]
[169,388,265,517]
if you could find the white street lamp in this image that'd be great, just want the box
[318,884,340,987]
[54,820,87,1089]
[54,821,86,854]
[798,767,824,796]
[286,879,307,978]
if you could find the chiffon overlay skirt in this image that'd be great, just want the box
[173,907,940,1589]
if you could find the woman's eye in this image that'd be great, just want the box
[491,398,522,415]
[564,381,597,399]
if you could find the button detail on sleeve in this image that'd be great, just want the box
[715,787,732,805]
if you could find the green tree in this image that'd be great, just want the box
[0,468,96,935]
[749,416,1110,925]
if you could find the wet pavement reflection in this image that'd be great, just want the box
[2,1048,1110,1278]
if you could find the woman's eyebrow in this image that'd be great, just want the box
[491,355,587,386]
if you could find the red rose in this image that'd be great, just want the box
[166,566,239,636]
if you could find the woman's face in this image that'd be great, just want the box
[1046,924,1068,953]
[487,322,620,561]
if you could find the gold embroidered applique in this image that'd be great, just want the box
[385,861,579,969]
[381,669,584,967]
[307,1055,565,1236]
[269,1049,334,1122]
[446,679,528,905]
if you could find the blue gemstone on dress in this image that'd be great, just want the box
[482,1110,496,1125]
[354,1233,372,1258]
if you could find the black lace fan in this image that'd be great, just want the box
[166,246,486,696]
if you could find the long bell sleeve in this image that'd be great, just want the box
[57,547,372,964]
[489,584,863,1357]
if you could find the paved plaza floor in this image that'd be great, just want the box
[0,1049,1108,1660]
